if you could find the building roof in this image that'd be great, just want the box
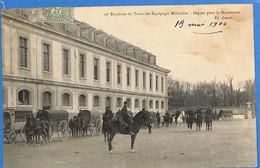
[2,8,171,73]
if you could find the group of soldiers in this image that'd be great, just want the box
[154,107,216,127]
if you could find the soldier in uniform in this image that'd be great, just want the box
[156,111,161,127]
[175,108,181,123]
[121,101,134,135]
[36,109,49,129]
[104,106,113,121]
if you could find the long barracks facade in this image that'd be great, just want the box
[1,9,170,115]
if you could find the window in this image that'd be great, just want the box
[161,101,164,109]
[117,64,122,84]
[19,37,28,68]
[150,74,153,90]
[126,98,131,108]
[135,69,139,87]
[106,62,111,82]
[106,97,111,108]
[161,77,164,92]
[62,93,70,106]
[93,95,100,107]
[94,58,99,80]
[135,99,139,108]
[142,100,146,109]
[156,76,159,91]
[18,90,30,105]
[79,94,86,107]
[79,54,85,78]
[149,100,153,109]
[117,97,122,108]
[143,72,146,90]
[3,89,6,105]
[42,92,51,110]
[63,49,69,75]
[127,67,131,86]
[43,44,50,71]
[155,101,159,108]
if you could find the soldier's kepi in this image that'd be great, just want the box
[121,101,134,135]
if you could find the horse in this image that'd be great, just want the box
[33,118,44,145]
[78,110,91,136]
[176,111,185,132]
[195,110,203,131]
[36,111,51,143]
[163,114,170,127]
[102,114,110,142]
[24,115,35,144]
[74,116,82,137]
[104,110,150,154]
[24,115,49,145]
[69,118,75,137]
[186,109,195,131]
[204,109,213,131]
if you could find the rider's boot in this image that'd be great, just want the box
[128,125,134,135]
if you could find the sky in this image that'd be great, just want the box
[75,4,255,87]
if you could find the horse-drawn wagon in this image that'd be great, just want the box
[88,110,102,136]
[3,109,33,143]
[217,110,233,120]
[47,110,70,141]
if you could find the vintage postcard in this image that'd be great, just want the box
[1,4,257,168]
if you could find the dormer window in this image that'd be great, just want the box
[76,24,81,37]
[90,30,95,42]
[103,35,107,46]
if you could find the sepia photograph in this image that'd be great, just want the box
[1,4,257,168]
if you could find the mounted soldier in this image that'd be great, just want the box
[36,109,50,130]
[175,108,181,123]
[121,101,134,135]
[104,106,113,121]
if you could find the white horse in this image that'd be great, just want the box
[176,111,185,132]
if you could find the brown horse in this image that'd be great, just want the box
[205,109,213,131]
[24,115,49,145]
[104,110,150,154]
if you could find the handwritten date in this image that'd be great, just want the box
[175,20,226,28]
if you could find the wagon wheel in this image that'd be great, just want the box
[20,127,26,142]
[8,131,17,143]
[58,120,70,141]
[96,119,102,136]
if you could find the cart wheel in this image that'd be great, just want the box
[58,120,69,141]
[96,119,102,135]
[20,127,26,142]
[8,131,16,143]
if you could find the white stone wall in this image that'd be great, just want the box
[2,15,169,114]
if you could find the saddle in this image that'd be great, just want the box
[117,115,128,127]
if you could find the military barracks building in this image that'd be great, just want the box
[2,9,170,115]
